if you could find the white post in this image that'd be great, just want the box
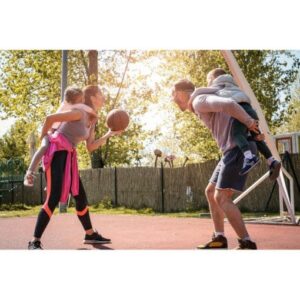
[233,172,269,205]
[221,50,296,223]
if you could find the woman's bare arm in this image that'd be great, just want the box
[86,126,123,152]
[40,109,83,139]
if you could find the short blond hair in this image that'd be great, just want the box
[64,86,83,104]
[207,68,227,80]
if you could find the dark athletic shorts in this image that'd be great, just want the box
[209,141,257,192]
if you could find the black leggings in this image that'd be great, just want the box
[34,151,92,239]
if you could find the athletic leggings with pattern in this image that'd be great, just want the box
[34,150,92,239]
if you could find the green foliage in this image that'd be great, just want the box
[279,73,300,133]
[0,50,159,168]
[1,50,299,168]
[0,119,37,174]
[158,50,300,160]
[233,50,300,128]
[86,50,163,167]
[0,50,61,122]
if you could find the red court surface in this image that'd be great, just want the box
[0,214,300,250]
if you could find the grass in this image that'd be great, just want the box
[1,203,298,219]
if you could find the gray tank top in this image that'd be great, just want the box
[57,110,91,147]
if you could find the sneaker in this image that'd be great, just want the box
[28,240,43,250]
[197,234,228,249]
[269,160,281,181]
[236,239,257,250]
[83,230,111,244]
[24,171,36,187]
[239,156,260,176]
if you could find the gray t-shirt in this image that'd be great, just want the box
[57,110,92,147]
[192,95,254,153]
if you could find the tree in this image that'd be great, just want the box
[0,50,161,168]
[232,50,300,128]
[157,50,300,161]
[0,50,61,122]
[0,120,37,174]
[279,72,300,133]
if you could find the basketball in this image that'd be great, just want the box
[106,109,130,131]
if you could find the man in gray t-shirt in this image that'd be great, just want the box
[172,79,259,250]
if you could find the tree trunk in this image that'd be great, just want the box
[88,50,98,84]
[88,50,105,169]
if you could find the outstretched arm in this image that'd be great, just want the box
[86,126,123,152]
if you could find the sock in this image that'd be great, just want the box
[243,150,254,159]
[267,156,276,166]
[242,236,252,242]
[214,232,225,237]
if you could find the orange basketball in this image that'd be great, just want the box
[106,109,130,131]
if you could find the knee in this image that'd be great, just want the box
[75,201,87,212]
[205,184,215,201]
[214,190,232,209]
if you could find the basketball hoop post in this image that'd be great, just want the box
[221,50,296,224]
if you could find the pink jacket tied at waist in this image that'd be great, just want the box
[42,132,79,204]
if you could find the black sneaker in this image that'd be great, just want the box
[83,231,111,244]
[236,239,257,250]
[239,156,260,176]
[269,160,281,181]
[28,240,43,250]
[197,234,228,249]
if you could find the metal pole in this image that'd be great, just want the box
[233,172,269,205]
[11,181,14,204]
[61,50,68,102]
[21,182,24,205]
[114,167,118,207]
[160,162,165,213]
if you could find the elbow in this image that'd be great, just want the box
[87,145,94,153]
[228,100,236,109]
[45,115,53,127]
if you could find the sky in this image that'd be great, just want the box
[0,116,15,137]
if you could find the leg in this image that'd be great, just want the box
[256,140,272,159]
[214,188,249,239]
[197,163,228,249]
[32,151,67,240]
[241,104,273,159]
[232,118,260,176]
[205,183,225,233]
[28,136,50,172]
[211,145,257,249]
[73,178,93,233]
[232,119,251,153]
[73,178,111,244]
[24,136,50,187]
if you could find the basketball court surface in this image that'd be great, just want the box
[0,213,299,250]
